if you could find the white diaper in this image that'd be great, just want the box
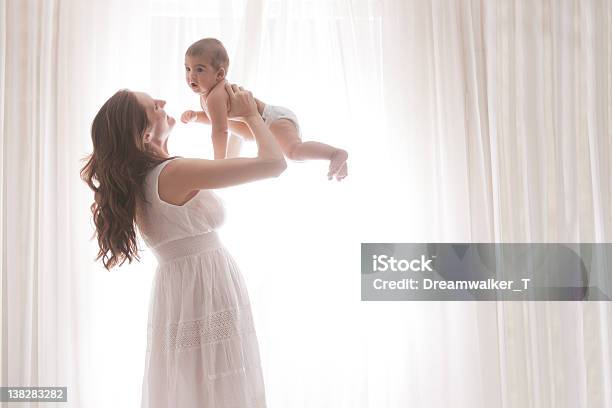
[261,104,301,138]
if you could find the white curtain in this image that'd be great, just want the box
[1,0,155,406]
[0,0,97,405]
[1,0,611,407]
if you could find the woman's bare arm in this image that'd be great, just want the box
[161,154,285,193]
[159,84,286,199]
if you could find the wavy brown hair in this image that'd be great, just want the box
[80,89,177,270]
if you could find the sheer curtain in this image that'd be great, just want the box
[1,0,611,407]
[0,1,98,404]
[1,0,155,406]
[378,1,612,406]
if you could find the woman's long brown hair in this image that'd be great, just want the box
[80,89,177,270]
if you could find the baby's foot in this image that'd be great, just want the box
[328,149,348,180]
[335,162,348,181]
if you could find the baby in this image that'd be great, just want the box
[180,38,348,181]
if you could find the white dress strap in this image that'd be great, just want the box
[152,158,180,207]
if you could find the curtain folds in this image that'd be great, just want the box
[1,0,610,407]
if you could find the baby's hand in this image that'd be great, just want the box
[181,110,197,124]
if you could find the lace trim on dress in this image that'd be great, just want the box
[147,306,255,351]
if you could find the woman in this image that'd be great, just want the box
[80,83,284,407]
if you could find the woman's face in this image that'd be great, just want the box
[133,91,176,155]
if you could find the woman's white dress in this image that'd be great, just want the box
[135,157,267,408]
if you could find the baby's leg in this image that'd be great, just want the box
[335,162,347,181]
[227,120,255,141]
[226,133,243,158]
[269,119,349,180]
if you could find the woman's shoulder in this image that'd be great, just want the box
[141,157,185,207]
[153,156,181,169]
[148,157,182,182]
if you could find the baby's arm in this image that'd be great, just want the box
[206,89,230,160]
[180,110,211,124]
[181,107,254,140]
[194,111,211,124]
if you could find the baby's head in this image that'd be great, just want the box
[184,38,229,96]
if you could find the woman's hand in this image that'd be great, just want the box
[225,83,258,122]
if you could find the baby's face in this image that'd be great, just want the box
[184,54,224,96]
